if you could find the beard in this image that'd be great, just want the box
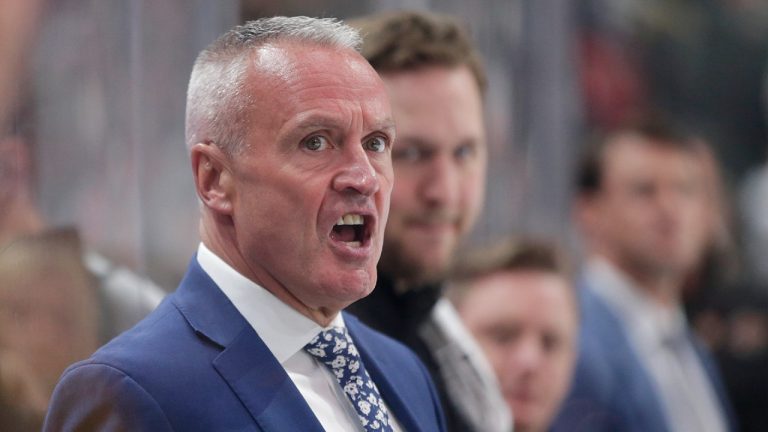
[618,245,698,290]
[377,234,454,289]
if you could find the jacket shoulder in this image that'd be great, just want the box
[44,361,173,431]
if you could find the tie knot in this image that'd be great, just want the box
[304,327,360,365]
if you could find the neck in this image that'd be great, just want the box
[200,216,340,328]
[599,254,682,308]
[515,423,546,432]
[628,269,680,307]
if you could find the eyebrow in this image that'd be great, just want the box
[372,119,396,136]
[293,112,396,136]
[292,114,341,132]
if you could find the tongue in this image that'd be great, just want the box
[333,225,357,242]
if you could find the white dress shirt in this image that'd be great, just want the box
[197,243,402,432]
[586,257,728,432]
[425,298,513,432]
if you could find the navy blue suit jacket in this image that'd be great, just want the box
[44,258,446,431]
[552,278,736,432]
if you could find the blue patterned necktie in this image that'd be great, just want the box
[304,327,394,432]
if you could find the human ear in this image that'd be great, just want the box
[190,142,233,215]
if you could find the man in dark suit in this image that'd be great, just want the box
[43,16,445,432]
[552,118,736,432]
[345,12,511,432]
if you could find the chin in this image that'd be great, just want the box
[513,421,543,432]
[319,269,376,303]
[416,256,452,281]
[512,411,548,432]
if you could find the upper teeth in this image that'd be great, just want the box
[336,214,364,226]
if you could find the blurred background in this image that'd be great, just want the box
[1,0,767,430]
[16,0,768,286]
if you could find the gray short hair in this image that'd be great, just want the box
[185,16,362,155]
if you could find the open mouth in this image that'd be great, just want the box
[330,213,371,248]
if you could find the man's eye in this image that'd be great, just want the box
[629,182,655,198]
[542,333,563,353]
[455,143,476,160]
[303,135,329,151]
[364,136,388,153]
[489,327,519,346]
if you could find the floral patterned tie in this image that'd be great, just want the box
[304,327,394,431]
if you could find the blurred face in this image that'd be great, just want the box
[458,271,577,432]
[582,135,708,279]
[379,66,486,284]
[216,43,394,314]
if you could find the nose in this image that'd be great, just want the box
[508,336,543,374]
[420,153,459,207]
[656,187,688,226]
[332,145,379,197]
[658,187,680,213]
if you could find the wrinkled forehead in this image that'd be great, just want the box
[605,134,698,163]
[602,135,702,177]
[248,41,381,92]
[242,41,391,128]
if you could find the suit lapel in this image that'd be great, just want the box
[346,314,423,432]
[689,331,737,431]
[213,327,324,432]
[173,258,324,432]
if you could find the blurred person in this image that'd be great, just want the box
[683,138,740,306]
[552,117,736,432]
[0,3,89,429]
[669,131,767,432]
[44,17,445,431]
[683,138,741,351]
[346,11,511,432]
[448,240,578,432]
[0,231,99,397]
[0,95,164,344]
[0,350,48,431]
[0,0,43,134]
[0,93,162,430]
[0,229,100,430]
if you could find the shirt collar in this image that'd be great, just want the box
[196,243,345,363]
[585,256,686,348]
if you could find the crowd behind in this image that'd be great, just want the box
[1,1,767,431]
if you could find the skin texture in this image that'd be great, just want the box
[191,42,395,326]
[378,66,487,286]
[578,134,709,304]
[457,271,577,432]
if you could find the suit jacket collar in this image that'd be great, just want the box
[172,257,431,431]
[172,257,324,431]
[578,277,737,431]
